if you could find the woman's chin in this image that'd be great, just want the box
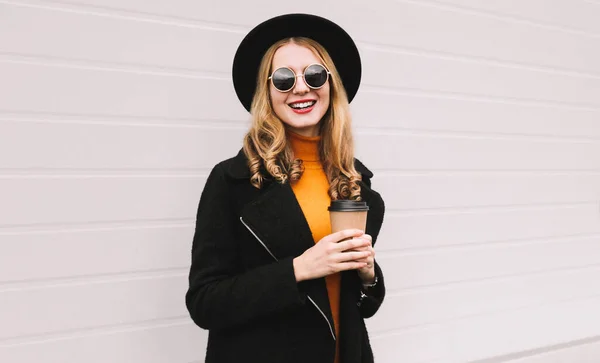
[284,112,325,130]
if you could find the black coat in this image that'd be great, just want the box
[185,149,386,363]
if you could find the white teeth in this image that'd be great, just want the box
[289,101,316,109]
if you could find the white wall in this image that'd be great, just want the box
[1,1,599,362]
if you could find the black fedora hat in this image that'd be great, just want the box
[232,13,362,112]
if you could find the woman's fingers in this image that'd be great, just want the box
[325,229,365,243]
[304,231,375,278]
[335,250,371,262]
[336,237,371,252]
[346,246,375,263]
[336,261,368,271]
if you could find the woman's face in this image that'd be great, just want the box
[269,43,330,137]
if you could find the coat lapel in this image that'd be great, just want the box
[239,180,314,260]
[239,179,337,339]
[228,148,316,260]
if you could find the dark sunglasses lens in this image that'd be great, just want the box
[304,64,328,88]
[271,68,295,91]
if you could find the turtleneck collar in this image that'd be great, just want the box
[287,130,321,162]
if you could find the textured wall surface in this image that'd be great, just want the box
[1,1,600,362]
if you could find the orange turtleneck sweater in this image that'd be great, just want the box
[288,130,341,363]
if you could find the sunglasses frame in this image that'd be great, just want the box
[268,63,331,93]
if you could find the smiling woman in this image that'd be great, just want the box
[185,13,387,363]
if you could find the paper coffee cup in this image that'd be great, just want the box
[328,200,369,233]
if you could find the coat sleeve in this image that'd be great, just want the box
[358,180,386,319]
[185,163,306,331]
[358,261,385,318]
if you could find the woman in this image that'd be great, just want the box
[186,13,386,363]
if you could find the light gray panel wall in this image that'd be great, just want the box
[1,0,599,362]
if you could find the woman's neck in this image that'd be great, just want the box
[287,129,321,162]
[285,124,321,138]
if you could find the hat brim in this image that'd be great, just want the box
[232,13,362,112]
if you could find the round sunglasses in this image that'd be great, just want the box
[268,63,331,92]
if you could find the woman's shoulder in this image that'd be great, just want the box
[354,157,374,180]
[208,148,251,180]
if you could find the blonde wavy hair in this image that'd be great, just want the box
[242,37,362,201]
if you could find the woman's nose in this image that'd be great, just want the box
[292,74,310,94]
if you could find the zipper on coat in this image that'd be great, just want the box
[240,216,337,341]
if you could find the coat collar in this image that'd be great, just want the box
[225,148,374,180]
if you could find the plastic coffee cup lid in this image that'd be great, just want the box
[328,200,369,212]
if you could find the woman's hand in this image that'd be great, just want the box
[293,229,372,282]
[351,234,376,284]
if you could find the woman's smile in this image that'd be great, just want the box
[288,99,317,114]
